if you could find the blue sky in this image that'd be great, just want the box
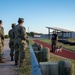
[0,0,75,34]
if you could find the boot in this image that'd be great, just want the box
[15,60,18,65]
[0,58,6,63]
[11,56,13,61]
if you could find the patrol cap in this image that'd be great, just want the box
[18,18,24,23]
[0,20,2,24]
[12,23,16,27]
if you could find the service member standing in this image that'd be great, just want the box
[51,31,58,52]
[8,23,16,61]
[14,18,27,66]
[26,34,29,47]
[0,20,5,63]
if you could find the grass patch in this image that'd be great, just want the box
[19,48,31,75]
[19,40,34,75]
[20,39,75,75]
[68,38,75,42]
[40,39,75,74]
[40,39,75,52]
[50,53,75,75]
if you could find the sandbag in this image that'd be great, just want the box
[40,62,58,75]
[32,43,39,51]
[32,43,43,62]
[58,60,72,75]
[32,43,43,51]
[42,47,50,62]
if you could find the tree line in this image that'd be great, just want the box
[5,32,43,38]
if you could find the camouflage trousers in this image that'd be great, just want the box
[9,41,14,57]
[0,44,3,59]
[14,40,26,66]
[10,48,14,57]
[2,41,4,55]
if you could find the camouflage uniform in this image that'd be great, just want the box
[14,18,27,66]
[26,34,29,47]
[8,23,16,61]
[0,20,5,63]
[0,27,4,55]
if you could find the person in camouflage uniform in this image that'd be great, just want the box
[14,18,27,66]
[8,23,16,61]
[0,20,5,63]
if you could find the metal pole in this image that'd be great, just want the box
[48,28,50,39]
[70,32,72,38]
[30,45,42,75]
[62,31,64,39]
